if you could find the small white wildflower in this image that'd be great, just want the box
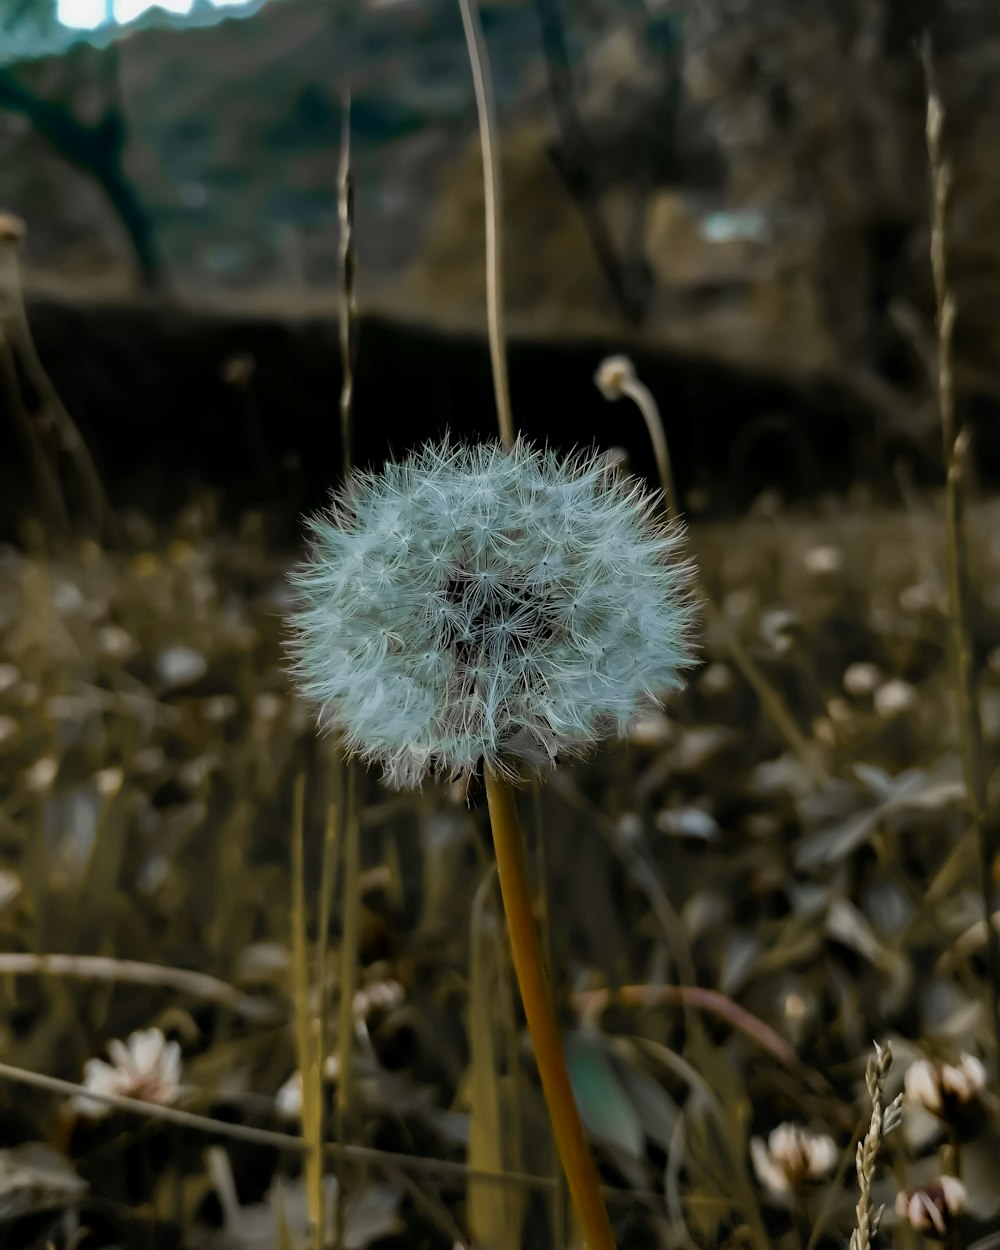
[699,662,733,696]
[94,767,124,798]
[874,679,916,719]
[25,756,58,792]
[904,1054,987,1120]
[843,662,881,697]
[759,609,798,655]
[201,695,239,722]
[253,692,284,722]
[275,1070,303,1120]
[626,711,673,746]
[655,806,719,840]
[275,1056,341,1120]
[802,545,843,575]
[0,663,20,693]
[50,580,86,618]
[97,624,137,661]
[156,645,208,688]
[354,979,405,1023]
[750,1123,838,1196]
[895,1177,967,1236]
[72,1028,182,1118]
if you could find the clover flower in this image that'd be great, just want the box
[751,1123,838,1196]
[895,1177,967,1237]
[72,1028,181,1119]
[904,1053,987,1124]
[286,437,696,789]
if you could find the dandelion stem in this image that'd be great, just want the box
[484,767,616,1250]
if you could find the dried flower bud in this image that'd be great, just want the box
[904,1054,987,1126]
[895,1177,966,1237]
[594,355,636,401]
[750,1123,838,1196]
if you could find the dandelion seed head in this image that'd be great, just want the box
[286,436,698,789]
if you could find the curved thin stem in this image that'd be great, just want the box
[0,951,277,1021]
[595,354,827,787]
[456,0,514,450]
[484,767,616,1250]
[338,88,357,478]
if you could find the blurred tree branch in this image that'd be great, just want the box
[531,0,686,325]
[0,47,161,289]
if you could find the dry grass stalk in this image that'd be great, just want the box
[468,870,522,1250]
[290,774,326,1250]
[334,763,362,1250]
[338,88,357,478]
[456,0,514,450]
[923,43,1000,1052]
[0,222,118,542]
[0,952,277,1021]
[0,1054,689,1210]
[850,1041,902,1250]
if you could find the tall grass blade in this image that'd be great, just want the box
[334,761,362,1250]
[291,772,324,1250]
[468,869,518,1250]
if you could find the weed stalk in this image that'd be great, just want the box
[924,45,1000,1053]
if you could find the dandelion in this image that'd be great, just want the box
[72,1028,181,1119]
[751,1123,838,1196]
[895,1177,967,1238]
[286,436,696,790]
[286,435,697,1250]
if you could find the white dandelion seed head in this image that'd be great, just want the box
[285,436,698,789]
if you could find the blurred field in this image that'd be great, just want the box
[1,476,999,1247]
[2,2,1000,1248]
